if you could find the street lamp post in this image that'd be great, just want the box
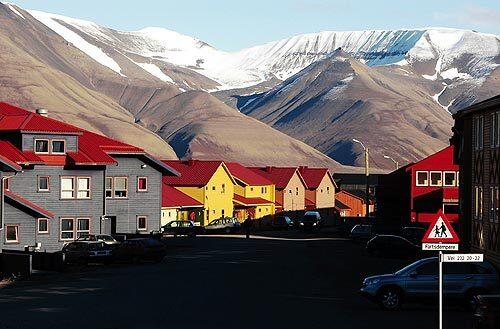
[383,155,399,170]
[352,139,370,219]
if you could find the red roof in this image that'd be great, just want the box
[0,103,148,167]
[249,166,307,189]
[0,102,82,134]
[233,194,273,206]
[162,185,203,208]
[226,162,272,186]
[0,153,22,171]
[298,166,333,189]
[162,160,230,187]
[4,190,54,218]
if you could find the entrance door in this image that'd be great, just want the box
[103,216,117,235]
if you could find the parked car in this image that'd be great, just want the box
[272,215,294,230]
[473,294,500,329]
[401,227,426,244]
[298,212,323,231]
[366,235,419,259]
[161,220,200,237]
[349,224,374,240]
[360,257,500,310]
[76,234,120,246]
[62,241,114,265]
[112,238,166,264]
[204,217,241,234]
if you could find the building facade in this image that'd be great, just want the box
[162,160,236,226]
[249,167,307,212]
[376,146,459,226]
[0,103,177,252]
[453,95,500,265]
[161,185,203,226]
[226,162,275,220]
[298,166,336,210]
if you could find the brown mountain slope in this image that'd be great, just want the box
[0,3,177,159]
[241,50,453,168]
[137,91,346,170]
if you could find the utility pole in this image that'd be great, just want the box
[353,139,370,219]
[383,155,399,170]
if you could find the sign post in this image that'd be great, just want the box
[421,210,460,329]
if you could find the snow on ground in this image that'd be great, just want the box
[28,10,125,76]
[129,59,174,83]
[5,3,25,19]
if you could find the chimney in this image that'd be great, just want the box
[299,166,307,171]
[265,166,273,173]
[36,108,48,117]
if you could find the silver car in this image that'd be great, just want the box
[204,217,241,234]
[360,257,500,310]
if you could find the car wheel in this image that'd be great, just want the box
[378,287,402,310]
[465,288,486,310]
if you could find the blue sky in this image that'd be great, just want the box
[10,0,500,51]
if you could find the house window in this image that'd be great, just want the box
[4,177,10,191]
[443,171,456,187]
[60,177,75,199]
[430,171,442,186]
[137,177,148,192]
[416,171,428,186]
[37,218,49,234]
[296,187,299,196]
[221,209,225,218]
[34,139,49,154]
[60,218,74,240]
[221,184,225,193]
[327,186,330,194]
[443,203,459,214]
[38,176,50,192]
[474,116,484,150]
[137,216,147,231]
[51,140,66,154]
[491,112,500,148]
[212,186,216,191]
[490,187,499,223]
[114,177,128,198]
[5,225,19,243]
[474,186,483,219]
[250,187,254,191]
[77,218,90,238]
[105,177,113,198]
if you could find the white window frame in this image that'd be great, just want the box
[416,171,429,187]
[37,218,49,234]
[60,176,75,199]
[4,177,10,191]
[50,139,66,155]
[60,218,75,241]
[37,176,50,192]
[490,187,499,223]
[430,171,443,187]
[77,177,91,199]
[137,216,147,231]
[113,177,128,199]
[456,171,460,187]
[474,186,483,220]
[137,177,148,192]
[105,177,113,199]
[5,225,19,243]
[76,218,90,238]
[34,139,49,154]
[443,171,457,187]
[474,116,484,150]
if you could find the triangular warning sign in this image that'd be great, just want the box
[421,210,460,244]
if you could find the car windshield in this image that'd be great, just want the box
[302,215,317,222]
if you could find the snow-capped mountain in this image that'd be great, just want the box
[19,7,500,95]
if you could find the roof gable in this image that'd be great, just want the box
[162,185,203,208]
[406,145,458,171]
[162,160,235,187]
[298,166,336,189]
[226,162,273,186]
[248,166,307,189]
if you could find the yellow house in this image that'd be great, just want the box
[161,185,204,226]
[226,162,275,220]
[162,160,235,226]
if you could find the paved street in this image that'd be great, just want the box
[0,232,471,329]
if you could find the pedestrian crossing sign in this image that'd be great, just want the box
[421,210,460,244]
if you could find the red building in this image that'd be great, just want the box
[377,145,459,225]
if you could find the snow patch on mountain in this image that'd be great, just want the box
[5,3,25,19]
[28,10,125,76]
